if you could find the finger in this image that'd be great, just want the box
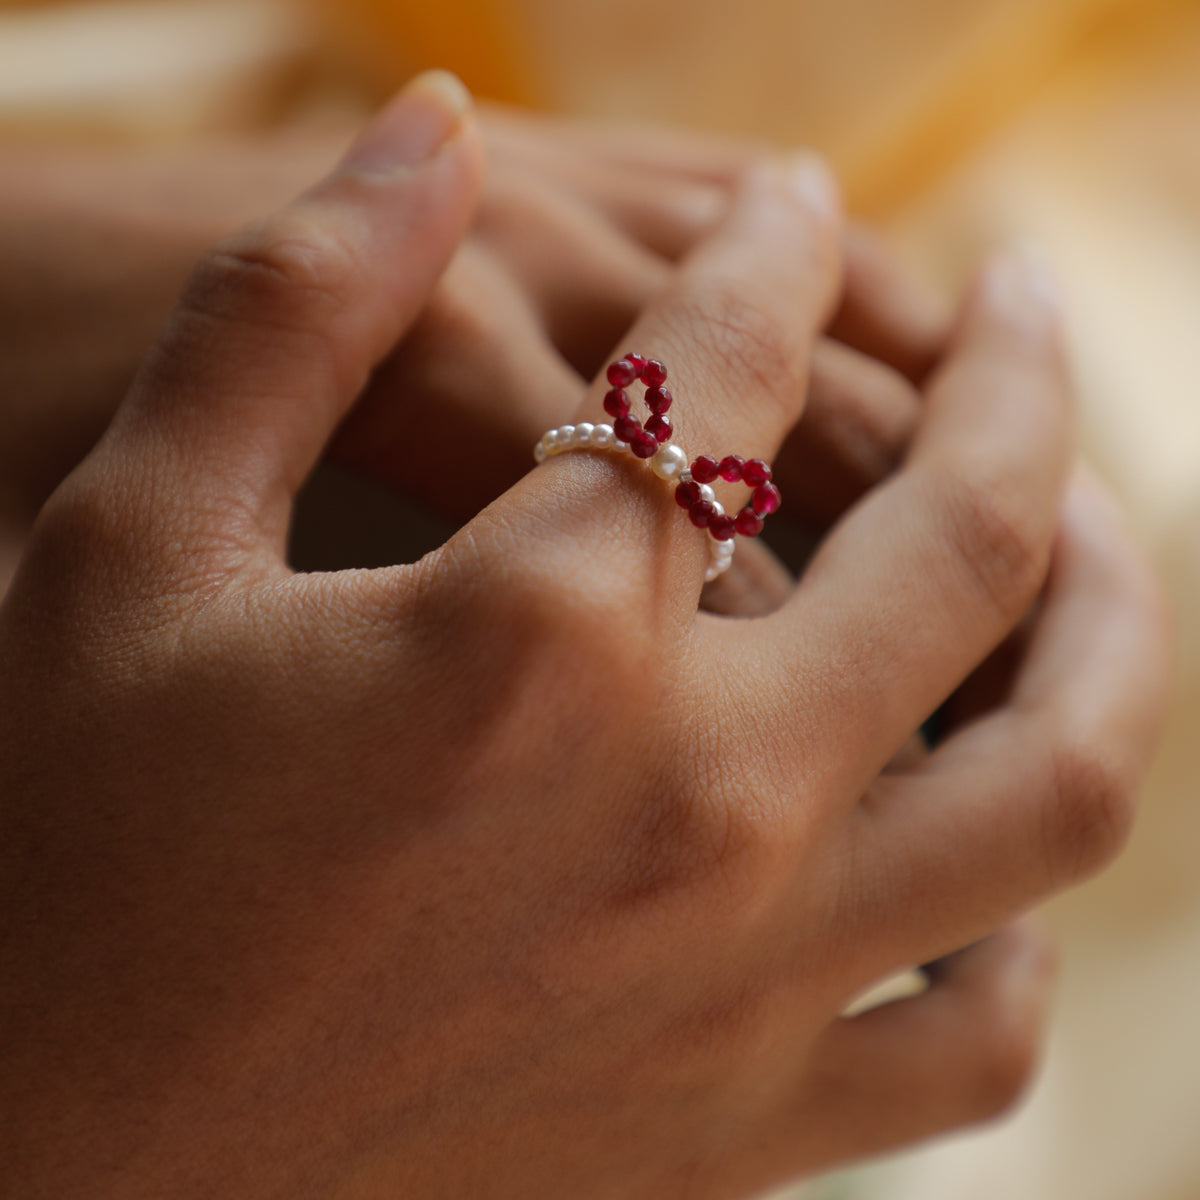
[699,537,795,617]
[700,340,922,614]
[778,338,921,529]
[851,472,1171,971]
[797,921,1055,1162]
[830,223,954,383]
[746,250,1074,794]
[480,103,765,185]
[478,107,739,258]
[485,128,726,261]
[67,72,484,569]
[446,154,842,624]
[332,243,585,520]
[700,345,921,611]
[542,169,725,263]
[581,156,842,513]
[484,106,952,385]
[473,165,673,372]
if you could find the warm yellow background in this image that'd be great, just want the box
[2,2,1198,1197]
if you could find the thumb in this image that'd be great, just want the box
[98,71,483,560]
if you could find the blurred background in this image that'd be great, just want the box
[1,0,1197,1196]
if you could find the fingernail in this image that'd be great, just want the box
[982,242,1064,317]
[781,151,841,221]
[341,70,472,174]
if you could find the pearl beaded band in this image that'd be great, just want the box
[535,420,735,582]
[533,355,783,584]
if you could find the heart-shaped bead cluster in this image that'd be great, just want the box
[604,354,782,543]
[603,353,674,459]
[675,454,781,541]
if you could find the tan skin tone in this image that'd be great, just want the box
[0,75,1171,1198]
[0,99,943,565]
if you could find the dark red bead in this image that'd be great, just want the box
[645,386,672,415]
[751,482,782,516]
[603,387,630,418]
[606,359,637,387]
[642,359,668,388]
[631,430,659,458]
[690,455,720,483]
[675,480,701,508]
[625,352,647,375]
[709,514,736,541]
[734,508,764,537]
[613,414,642,443]
[645,414,673,443]
[718,455,745,482]
[743,458,772,486]
[689,500,715,528]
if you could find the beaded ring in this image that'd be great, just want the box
[533,355,782,583]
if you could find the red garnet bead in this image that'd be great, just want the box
[603,387,630,418]
[735,508,764,537]
[613,414,642,443]
[689,499,715,528]
[751,482,782,516]
[709,514,736,541]
[718,455,745,482]
[743,458,772,486]
[625,352,647,375]
[645,386,672,414]
[675,480,701,508]
[606,359,638,387]
[645,414,673,443]
[631,430,659,458]
[690,455,720,483]
[642,359,668,388]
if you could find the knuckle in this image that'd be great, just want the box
[936,465,1050,623]
[185,213,359,336]
[20,470,155,628]
[32,472,134,571]
[1043,738,1137,885]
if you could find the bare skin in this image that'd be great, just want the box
[0,100,945,545]
[0,75,1170,1198]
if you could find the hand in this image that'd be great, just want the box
[0,98,946,538]
[0,78,1168,1199]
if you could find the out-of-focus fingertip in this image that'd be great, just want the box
[972,242,1065,339]
[733,151,842,228]
[339,69,475,176]
[779,150,842,224]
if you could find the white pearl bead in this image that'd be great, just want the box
[534,440,548,462]
[593,423,615,447]
[650,443,688,481]
[698,483,716,504]
[710,501,725,518]
[574,422,595,446]
[558,425,575,449]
